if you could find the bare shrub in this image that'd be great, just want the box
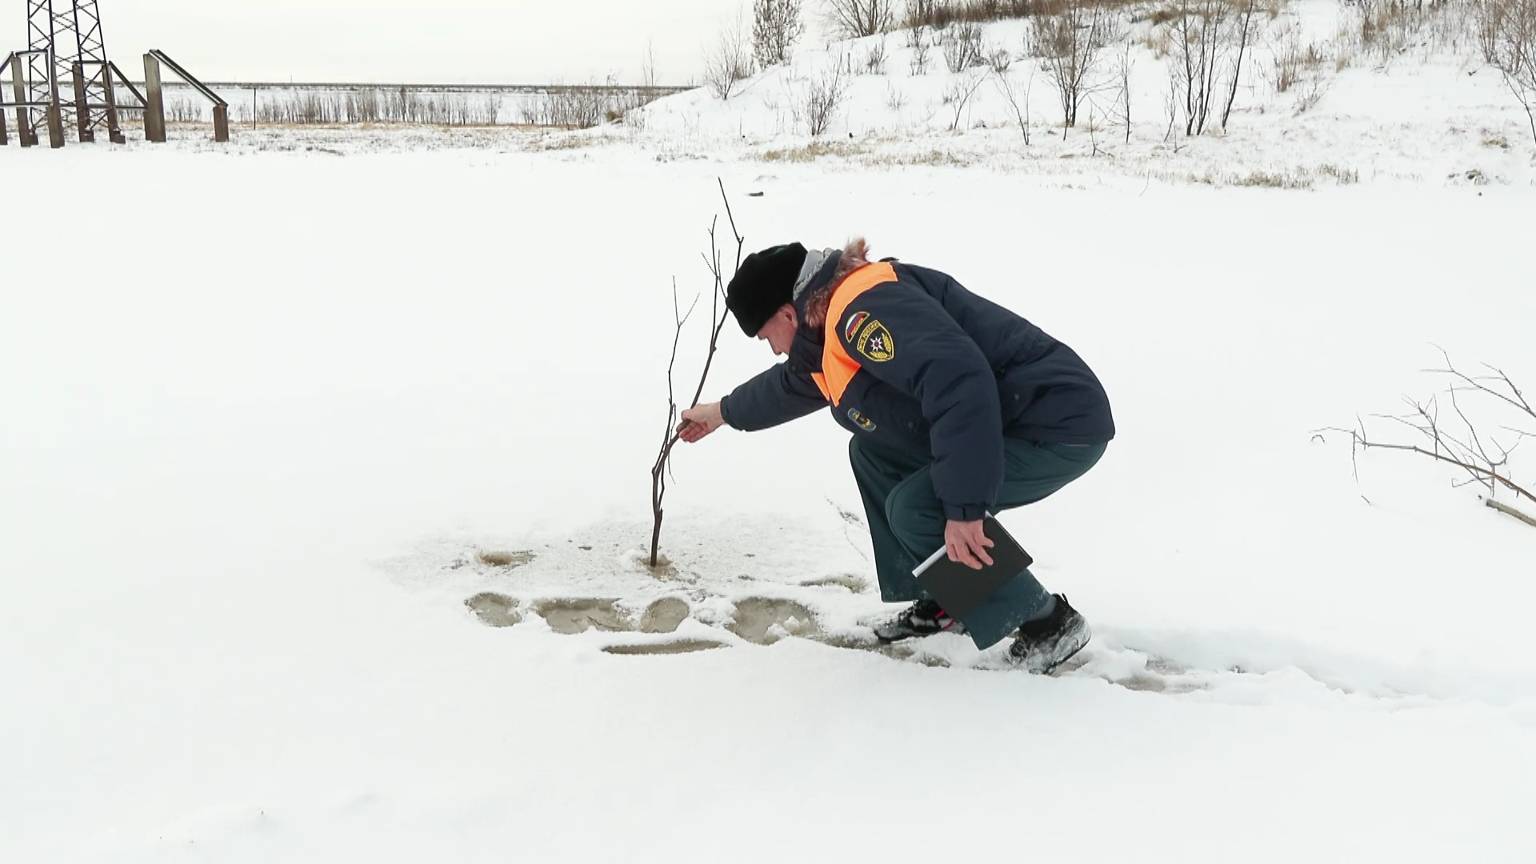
[942,21,988,71]
[754,0,806,68]
[705,19,755,99]
[798,60,851,135]
[992,59,1035,144]
[987,46,1014,73]
[910,26,934,73]
[825,0,897,37]
[1271,25,1305,92]
[1477,0,1536,145]
[865,35,890,72]
[1034,0,1111,131]
[904,0,1034,28]
[1292,74,1330,114]
[167,97,202,122]
[887,81,909,110]
[942,69,987,129]
[1321,351,1535,528]
[1163,0,1258,135]
[520,85,649,128]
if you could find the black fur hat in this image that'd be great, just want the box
[726,243,807,337]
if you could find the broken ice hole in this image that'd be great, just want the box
[726,598,821,645]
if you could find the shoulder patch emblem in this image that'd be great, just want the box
[847,407,877,432]
[854,319,895,363]
[843,310,870,344]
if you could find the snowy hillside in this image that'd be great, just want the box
[631,0,1536,185]
[3,1,1534,862]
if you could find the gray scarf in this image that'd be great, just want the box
[791,248,840,301]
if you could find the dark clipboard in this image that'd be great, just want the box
[912,514,1034,620]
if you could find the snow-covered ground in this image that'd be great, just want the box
[3,3,1534,861]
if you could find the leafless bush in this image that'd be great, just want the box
[1272,25,1307,92]
[865,35,891,72]
[520,85,650,128]
[987,46,1014,72]
[1292,74,1330,113]
[705,19,755,99]
[1477,0,1536,145]
[904,0,1034,28]
[887,81,909,110]
[992,58,1035,144]
[1034,0,1110,131]
[942,21,989,70]
[825,0,897,37]
[1320,351,1535,529]
[167,97,202,122]
[942,69,987,129]
[1353,0,1425,62]
[798,60,851,134]
[251,87,511,126]
[755,0,806,68]
[910,26,934,72]
[1164,0,1257,135]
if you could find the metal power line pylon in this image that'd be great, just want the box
[25,0,122,142]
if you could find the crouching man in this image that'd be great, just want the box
[678,239,1114,673]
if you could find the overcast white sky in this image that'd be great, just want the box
[19,0,824,85]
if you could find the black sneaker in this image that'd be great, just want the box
[873,598,966,643]
[1006,594,1090,674]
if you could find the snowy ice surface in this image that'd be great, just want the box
[4,6,1535,862]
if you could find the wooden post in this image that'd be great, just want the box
[45,51,64,148]
[143,52,166,143]
[212,103,229,142]
[72,62,93,142]
[11,57,34,147]
[46,101,65,148]
[101,65,124,144]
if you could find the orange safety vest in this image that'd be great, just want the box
[809,262,898,406]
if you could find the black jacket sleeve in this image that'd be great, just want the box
[839,283,1003,520]
[720,361,826,432]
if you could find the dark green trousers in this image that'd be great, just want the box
[848,436,1107,650]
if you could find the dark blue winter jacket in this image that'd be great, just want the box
[720,258,1114,521]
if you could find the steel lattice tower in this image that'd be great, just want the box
[25,0,114,141]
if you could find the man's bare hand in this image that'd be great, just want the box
[677,402,725,443]
[944,519,995,570]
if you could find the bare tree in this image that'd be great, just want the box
[824,0,897,38]
[650,181,745,568]
[1166,0,1236,136]
[1319,350,1535,530]
[1221,0,1259,130]
[1114,37,1134,144]
[993,60,1035,146]
[754,0,806,69]
[943,69,987,130]
[705,18,755,99]
[1477,0,1536,145]
[1033,0,1110,133]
